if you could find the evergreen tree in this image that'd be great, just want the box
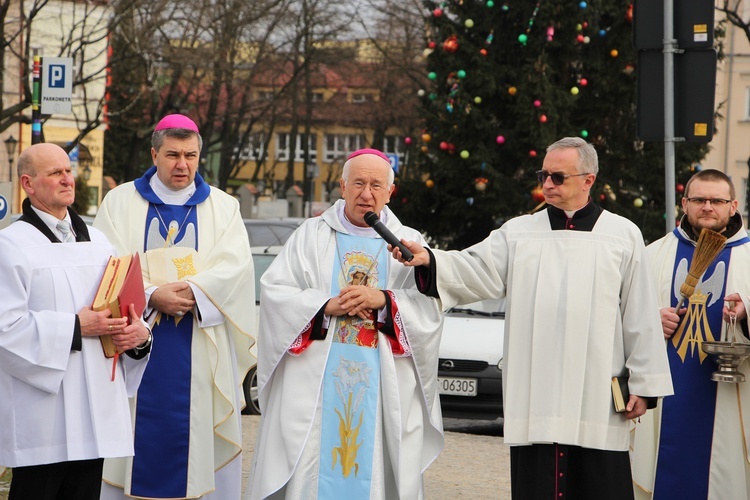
[392,0,709,249]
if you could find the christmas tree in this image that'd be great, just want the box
[391,0,709,249]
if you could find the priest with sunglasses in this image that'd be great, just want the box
[390,137,673,500]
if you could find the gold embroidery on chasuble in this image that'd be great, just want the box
[673,290,717,363]
[173,253,198,279]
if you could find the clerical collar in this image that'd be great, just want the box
[337,203,381,237]
[678,212,743,241]
[546,200,603,231]
[134,166,211,206]
[149,172,196,205]
[30,204,75,239]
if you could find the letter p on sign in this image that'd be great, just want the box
[49,65,65,88]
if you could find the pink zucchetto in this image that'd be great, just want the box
[346,148,390,163]
[154,114,199,133]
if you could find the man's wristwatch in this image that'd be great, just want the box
[133,329,153,354]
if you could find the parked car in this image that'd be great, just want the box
[437,298,505,420]
[243,218,304,248]
[242,218,304,415]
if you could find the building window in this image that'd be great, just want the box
[352,93,367,103]
[275,133,317,162]
[382,135,404,160]
[257,91,274,101]
[237,133,265,160]
[324,134,366,162]
[312,92,325,103]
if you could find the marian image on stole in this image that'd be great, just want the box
[318,233,388,498]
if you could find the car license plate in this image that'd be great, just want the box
[438,377,477,396]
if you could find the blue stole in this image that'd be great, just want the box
[318,233,387,499]
[129,167,209,498]
[653,229,750,499]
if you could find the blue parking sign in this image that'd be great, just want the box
[386,153,399,173]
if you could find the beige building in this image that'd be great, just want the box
[702,12,750,220]
[3,0,109,214]
[221,40,420,217]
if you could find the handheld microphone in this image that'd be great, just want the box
[364,211,414,262]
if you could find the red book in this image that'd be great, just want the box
[93,253,146,358]
[112,253,146,321]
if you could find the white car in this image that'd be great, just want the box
[241,218,303,415]
[437,298,505,420]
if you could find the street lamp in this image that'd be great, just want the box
[4,135,18,182]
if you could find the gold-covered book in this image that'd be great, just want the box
[92,253,145,357]
[611,376,630,413]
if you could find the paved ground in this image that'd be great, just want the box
[0,416,511,500]
[240,415,511,499]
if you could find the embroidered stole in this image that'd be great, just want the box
[653,229,749,499]
[130,203,199,498]
[318,233,388,498]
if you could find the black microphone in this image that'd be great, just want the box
[364,211,414,262]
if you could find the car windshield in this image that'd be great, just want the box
[244,221,299,247]
[448,298,505,317]
[252,253,278,302]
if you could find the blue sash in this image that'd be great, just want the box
[130,201,199,498]
[653,229,749,499]
[318,233,387,499]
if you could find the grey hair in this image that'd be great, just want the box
[546,137,598,175]
[17,149,35,177]
[152,128,203,152]
[341,157,395,186]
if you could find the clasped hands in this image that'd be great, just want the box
[149,281,196,318]
[326,285,386,319]
[78,303,149,351]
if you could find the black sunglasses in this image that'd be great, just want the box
[536,170,589,186]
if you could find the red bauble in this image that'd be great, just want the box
[443,35,459,53]
[531,186,545,203]
[433,8,443,17]
[676,183,685,193]
[439,141,449,150]
[428,41,436,49]
[529,150,538,158]
[480,48,488,56]
[539,114,548,123]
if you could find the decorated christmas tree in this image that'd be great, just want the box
[391,0,710,249]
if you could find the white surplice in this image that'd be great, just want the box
[428,209,673,451]
[0,220,148,468]
[246,201,444,500]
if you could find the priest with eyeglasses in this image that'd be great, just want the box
[632,169,750,500]
[390,137,673,500]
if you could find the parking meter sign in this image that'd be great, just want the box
[41,57,73,115]
[0,184,10,230]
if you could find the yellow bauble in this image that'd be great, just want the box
[426,179,434,188]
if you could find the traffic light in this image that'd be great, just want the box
[634,0,716,143]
